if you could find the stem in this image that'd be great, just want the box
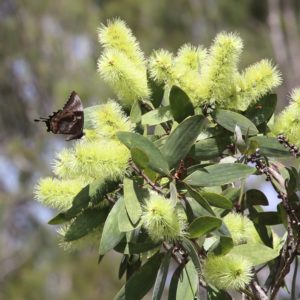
[265,165,300,299]
[237,179,245,210]
[291,256,298,300]
[130,162,164,194]
[251,281,268,300]
[163,242,183,265]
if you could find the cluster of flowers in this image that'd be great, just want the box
[98,19,282,112]
[35,18,293,290]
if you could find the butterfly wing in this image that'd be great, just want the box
[34,91,84,140]
[63,91,83,111]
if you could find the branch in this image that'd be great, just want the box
[130,162,164,194]
[249,281,268,300]
[248,149,300,298]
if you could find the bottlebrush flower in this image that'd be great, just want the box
[148,49,175,84]
[196,32,243,106]
[223,212,262,245]
[52,140,129,182]
[141,193,187,242]
[52,148,78,179]
[175,44,207,72]
[98,18,145,68]
[91,100,133,139]
[34,177,85,210]
[232,59,282,111]
[203,253,253,290]
[98,49,150,106]
[273,88,300,146]
[73,140,130,181]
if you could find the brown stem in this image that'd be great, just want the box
[249,281,268,300]
[163,242,183,265]
[264,166,300,299]
[130,162,164,194]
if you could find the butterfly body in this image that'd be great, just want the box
[35,91,84,140]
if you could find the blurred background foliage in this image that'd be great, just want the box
[1,0,300,299]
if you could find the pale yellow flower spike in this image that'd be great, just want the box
[91,100,133,139]
[73,140,130,182]
[98,49,150,106]
[233,59,282,111]
[273,88,300,146]
[196,32,243,106]
[141,193,187,242]
[203,253,253,290]
[98,18,145,68]
[148,49,175,84]
[34,177,85,210]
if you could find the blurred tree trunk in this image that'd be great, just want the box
[267,0,300,110]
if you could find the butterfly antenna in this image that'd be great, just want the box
[34,117,48,122]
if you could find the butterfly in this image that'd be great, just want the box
[34,91,84,140]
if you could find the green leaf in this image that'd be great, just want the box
[117,131,169,175]
[115,230,160,254]
[191,136,231,160]
[142,106,173,125]
[212,109,258,136]
[118,255,128,280]
[245,189,269,206]
[152,249,172,300]
[161,115,206,169]
[83,105,102,129]
[188,216,222,238]
[185,184,215,216]
[115,240,160,254]
[229,244,279,266]
[222,187,240,203]
[257,211,282,225]
[49,179,119,224]
[249,136,290,157]
[130,100,142,123]
[169,85,194,123]
[169,182,178,206]
[244,94,277,126]
[207,286,232,300]
[123,178,143,225]
[99,199,125,255]
[176,260,198,300]
[213,235,234,256]
[148,76,164,108]
[184,163,256,187]
[168,265,183,300]
[64,208,108,242]
[118,200,135,232]
[114,252,164,300]
[249,206,273,247]
[200,192,233,209]
[131,147,149,170]
[181,237,202,272]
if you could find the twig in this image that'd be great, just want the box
[130,162,164,194]
[291,256,298,300]
[247,149,300,298]
[163,242,183,265]
[278,134,300,158]
[250,281,268,300]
